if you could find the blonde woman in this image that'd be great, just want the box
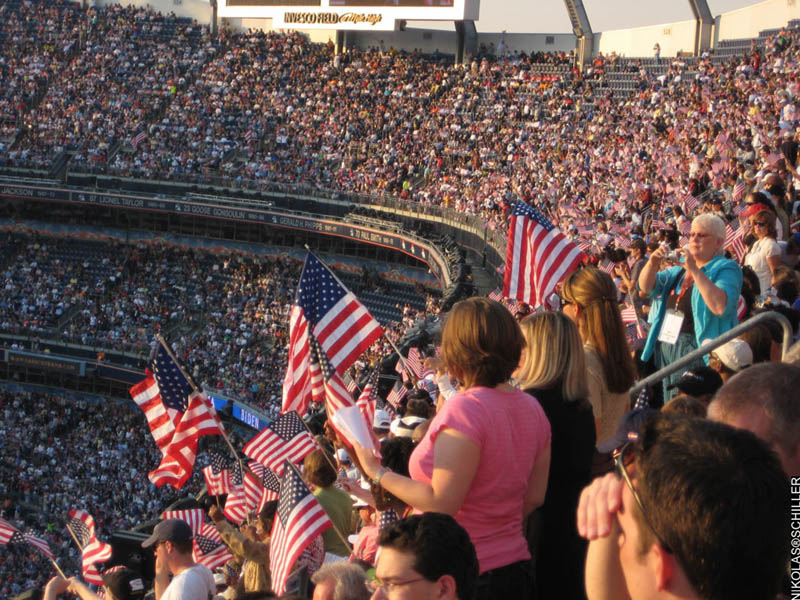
[516,312,595,600]
[743,200,781,295]
[561,266,637,445]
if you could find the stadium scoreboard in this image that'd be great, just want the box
[220,0,479,31]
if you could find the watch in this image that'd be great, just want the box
[372,466,390,486]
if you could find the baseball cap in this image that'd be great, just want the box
[713,339,753,372]
[102,568,145,600]
[666,366,723,397]
[597,408,659,454]
[141,519,193,548]
[373,409,391,431]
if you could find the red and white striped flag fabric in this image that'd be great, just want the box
[598,260,615,274]
[1,518,54,560]
[68,510,112,586]
[405,348,424,379]
[203,465,232,497]
[682,195,699,213]
[342,373,358,394]
[309,355,325,406]
[224,489,249,525]
[488,289,503,302]
[132,340,224,489]
[310,338,355,420]
[356,369,379,427]
[503,201,584,307]
[243,411,318,475]
[725,222,747,262]
[282,252,383,415]
[160,509,205,534]
[22,531,54,560]
[732,181,746,203]
[248,462,281,511]
[130,372,179,453]
[193,522,232,570]
[620,305,638,324]
[270,463,332,596]
[386,382,408,411]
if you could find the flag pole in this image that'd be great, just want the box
[50,558,68,579]
[155,335,242,468]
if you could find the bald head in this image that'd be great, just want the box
[708,362,800,476]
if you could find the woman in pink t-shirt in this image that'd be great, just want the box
[354,297,551,599]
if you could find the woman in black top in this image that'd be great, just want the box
[516,311,596,600]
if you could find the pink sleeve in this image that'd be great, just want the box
[427,392,485,447]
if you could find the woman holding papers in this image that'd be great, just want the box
[353,297,551,600]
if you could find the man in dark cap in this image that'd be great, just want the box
[142,518,215,600]
[664,366,723,405]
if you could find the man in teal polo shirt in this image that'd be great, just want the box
[638,213,742,401]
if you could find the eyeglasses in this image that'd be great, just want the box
[369,576,428,594]
[613,441,674,555]
[687,232,711,239]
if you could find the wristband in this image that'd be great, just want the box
[372,466,390,486]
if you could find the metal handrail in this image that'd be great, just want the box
[628,310,793,400]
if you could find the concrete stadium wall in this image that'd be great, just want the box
[75,0,800,57]
[594,19,696,58]
[715,0,800,41]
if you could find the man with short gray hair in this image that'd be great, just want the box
[311,562,370,600]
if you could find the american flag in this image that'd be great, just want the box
[682,195,699,213]
[311,338,355,419]
[269,463,332,596]
[1,519,54,561]
[732,181,746,203]
[193,522,232,570]
[598,260,616,274]
[725,222,746,262]
[620,305,638,324]
[203,451,234,496]
[488,288,503,302]
[160,509,206,534]
[342,373,358,394]
[378,509,399,531]
[245,129,257,144]
[68,510,112,586]
[503,201,584,307]
[282,252,383,415]
[248,461,281,511]
[131,130,147,149]
[405,348,424,379]
[243,411,318,474]
[356,368,379,426]
[224,467,264,524]
[386,381,408,410]
[131,340,224,489]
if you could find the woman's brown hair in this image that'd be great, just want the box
[561,267,636,393]
[440,297,524,389]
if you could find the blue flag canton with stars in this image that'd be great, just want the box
[512,201,556,232]
[196,535,221,555]
[151,343,193,412]
[270,411,306,443]
[207,451,232,475]
[310,337,336,383]
[277,463,312,527]
[68,518,91,548]
[295,254,348,327]
[249,461,281,492]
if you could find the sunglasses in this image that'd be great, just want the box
[752,221,768,227]
[613,441,675,556]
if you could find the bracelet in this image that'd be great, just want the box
[372,466,390,486]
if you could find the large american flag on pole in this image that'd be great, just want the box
[503,201,584,307]
[282,252,383,415]
[243,411,318,474]
[270,462,332,596]
[131,339,224,489]
[68,510,112,586]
